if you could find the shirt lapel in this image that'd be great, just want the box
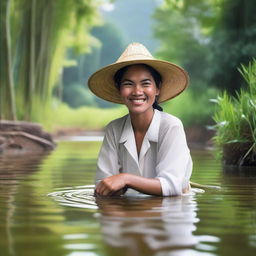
[119,115,139,166]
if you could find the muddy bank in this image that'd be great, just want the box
[0,120,56,155]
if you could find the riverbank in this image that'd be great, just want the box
[53,124,214,149]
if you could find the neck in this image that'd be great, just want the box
[130,108,154,133]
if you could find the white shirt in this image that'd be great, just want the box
[95,109,193,196]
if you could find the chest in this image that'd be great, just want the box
[134,131,146,157]
[118,140,158,177]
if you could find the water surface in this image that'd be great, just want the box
[0,139,256,256]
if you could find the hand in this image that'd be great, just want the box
[95,173,129,196]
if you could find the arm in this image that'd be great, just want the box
[95,173,162,196]
[96,117,192,197]
[95,123,121,184]
[156,120,192,196]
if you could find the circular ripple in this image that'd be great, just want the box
[48,185,97,210]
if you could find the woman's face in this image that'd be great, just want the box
[119,65,160,115]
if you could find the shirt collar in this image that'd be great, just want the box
[119,109,161,144]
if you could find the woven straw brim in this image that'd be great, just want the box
[88,59,189,104]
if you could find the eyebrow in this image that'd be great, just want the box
[141,79,152,82]
[121,78,152,83]
[121,79,134,83]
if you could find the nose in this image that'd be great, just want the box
[132,84,143,95]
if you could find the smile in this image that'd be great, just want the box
[129,98,146,104]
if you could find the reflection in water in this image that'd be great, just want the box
[0,153,50,256]
[2,142,256,256]
[48,181,222,256]
[49,186,202,255]
[96,194,199,256]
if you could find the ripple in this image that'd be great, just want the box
[47,185,97,210]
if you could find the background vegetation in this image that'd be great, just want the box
[0,0,255,133]
[213,60,256,165]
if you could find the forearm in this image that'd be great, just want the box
[125,173,162,196]
[95,173,162,196]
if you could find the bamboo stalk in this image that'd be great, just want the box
[0,0,16,120]
[28,0,36,119]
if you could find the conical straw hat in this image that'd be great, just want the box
[88,42,189,104]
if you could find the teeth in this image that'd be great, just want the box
[132,99,145,103]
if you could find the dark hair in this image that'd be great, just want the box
[114,64,163,111]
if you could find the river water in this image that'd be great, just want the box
[0,138,256,256]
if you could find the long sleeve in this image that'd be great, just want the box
[95,123,121,185]
[156,119,192,196]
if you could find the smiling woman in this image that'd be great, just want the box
[88,42,192,197]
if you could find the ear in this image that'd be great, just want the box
[155,87,160,96]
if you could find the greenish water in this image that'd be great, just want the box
[0,138,256,256]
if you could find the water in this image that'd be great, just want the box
[0,138,256,256]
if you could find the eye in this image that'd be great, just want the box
[121,81,133,87]
[142,80,152,87]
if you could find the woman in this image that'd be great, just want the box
[88,42,192,197]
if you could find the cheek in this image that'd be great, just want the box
[119,88,130,99]
[146,87,159,96]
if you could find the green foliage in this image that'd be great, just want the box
[62,84,96,108]
[92,21,126,68]
[0,0,102,121]
[163,87,218,126]
[209,0,256,93]
[103,0,159,51]
[153,0,220,91]
[40,100,128,132]
[213,60,256,164]
[154,0,256,94]
[61,21,126,109]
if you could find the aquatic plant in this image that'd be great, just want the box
[212,59,256,166]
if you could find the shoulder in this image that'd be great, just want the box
[159,111,184,130]
[104,114,128,140]
[157,111,188,147]
[105,114,128,131]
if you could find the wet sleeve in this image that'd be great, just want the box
[95,123,120,185]
[156,121,193,196]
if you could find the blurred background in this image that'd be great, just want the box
[1,0,256,134]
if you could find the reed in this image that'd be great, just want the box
[212,60,256,165]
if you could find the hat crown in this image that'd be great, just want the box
[116,42,154,63]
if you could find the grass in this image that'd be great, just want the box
[212,59,256,165]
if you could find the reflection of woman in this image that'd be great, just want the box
[95,195,198,254]
[88,43,192,196]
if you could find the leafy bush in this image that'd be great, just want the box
[212,60,256,165]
